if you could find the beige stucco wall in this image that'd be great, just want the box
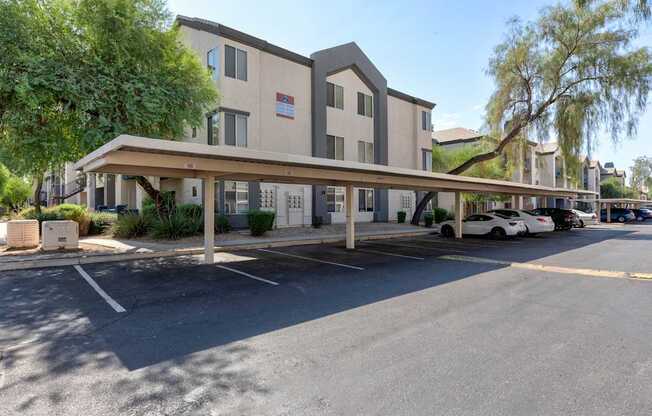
[325,69,374,162]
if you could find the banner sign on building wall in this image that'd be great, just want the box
[276,93,295,119]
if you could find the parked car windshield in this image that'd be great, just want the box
[493,213,512,220]
[522,210,539,216]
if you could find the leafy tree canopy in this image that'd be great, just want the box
[600,176,638,198]
[413,0,652,224]
[1,174,32,213]
[0,0,219,211]
[629,156,652,193]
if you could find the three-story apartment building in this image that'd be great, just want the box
[77,17,435,227]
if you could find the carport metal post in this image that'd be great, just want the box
[606,203,611,223]
[345,184,355,249]
[203,176,215,264]
[454,191,463,239]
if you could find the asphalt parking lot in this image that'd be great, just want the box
[2,223,652,415]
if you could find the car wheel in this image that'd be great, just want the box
[618,216,626,223]
[579,220,585,228]
[441,225,454,238]
[524,225,530,235]
[490,227,506,239]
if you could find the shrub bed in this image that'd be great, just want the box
[433,207,448,224]
[424,213,434,227]
[397,211,407,223]
[20,204,92,235]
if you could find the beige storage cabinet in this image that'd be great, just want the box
[42,220,79,251]
[6,220,40,249]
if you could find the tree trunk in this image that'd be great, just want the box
[410,123,525,225]
[33,175,43,215]
[135,175,172,216]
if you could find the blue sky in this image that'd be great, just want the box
[169,0,651,181]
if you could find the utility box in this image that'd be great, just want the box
[6,220,40,249]
[42,220,79,251]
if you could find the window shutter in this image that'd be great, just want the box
[225,113,236,146]
[357,92,365,116]
[236,49,247,81]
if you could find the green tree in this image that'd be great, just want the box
[629,156,652,195]
[0,164,9,198]
[0,0,218,214]
[1,175,32,213]
[600,176,638,198]
[412,0,652,224]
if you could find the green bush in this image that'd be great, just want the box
[150,210,201,240]
[424,213,434,228]
[397,210,407,223]
[446,212,455,221]
[433,207,448,224]
[113,213,150,239]
[89,212,117,235]
[247,210,275,236]
[215,214,231,233]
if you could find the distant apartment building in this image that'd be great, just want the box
[47,17,436,227]
[432,127,601,213]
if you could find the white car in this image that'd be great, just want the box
[439,213,527,239]
[571,209,599,227]
[488,209,555,235]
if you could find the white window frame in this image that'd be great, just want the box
[327,135,344,160]
[422,149,432,171]
[421,111,432,131]
[358,140,374,164]
[358,188,374,212]
[224,181,249,215]
[225,45,247,81]
[327,186,345,213]
[358,92,373,117]
[327,82,344,110]
[224,112,247,147]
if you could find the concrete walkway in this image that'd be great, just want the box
[0,222,434,271]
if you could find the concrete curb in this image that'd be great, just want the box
[0,230,434,272]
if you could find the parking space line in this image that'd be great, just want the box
[355,247,424,260]
[73,265,126,313]
[437,255,652,281]
[257,248,365,271]
[365,241,467,253]
[216,264,279,286]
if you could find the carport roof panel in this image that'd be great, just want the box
[74,135,597,198]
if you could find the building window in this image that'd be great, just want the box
[421,111,432,131]
[327,82,344,109]
[358,188,374,212]
[326,135,344,160]
[192,127,197,138]
[326,186,345,213]
[224,113,247,147]
[422,150,432,171]
[357,92,373,117]
[357,140,374,163]
[207,47,219,80]
[192,186,197,197]
[207,113,219,145]
[224,181,249,214]
[225,45,247,81]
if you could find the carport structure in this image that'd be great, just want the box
[74,135,596,263]
[592,198,651,223]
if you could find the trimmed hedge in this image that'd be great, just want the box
[215,214,231,233]
[433,207,448,224]
[247,210,275,236]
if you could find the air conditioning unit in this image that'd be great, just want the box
[42,220,79,251]
[6,220,40,249]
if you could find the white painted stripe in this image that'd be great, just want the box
[437,255,652,281]
[216,264,279,286]
[73,265,126,313]
[356,247,424,260]
[366,241,467,253]
[257,248,365,271]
